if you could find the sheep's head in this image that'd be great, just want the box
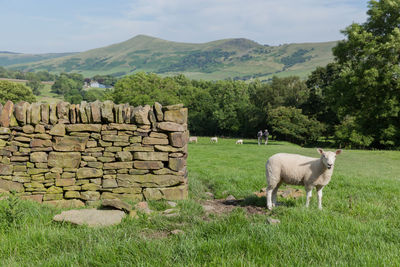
[317,148,342,169]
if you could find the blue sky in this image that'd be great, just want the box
[0,0,369,53]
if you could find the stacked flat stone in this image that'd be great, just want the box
[0,100,188,206]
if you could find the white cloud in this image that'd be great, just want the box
[80,0,368,46]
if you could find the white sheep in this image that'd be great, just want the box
[265,148,342,210]
[189,136,198,143]
[236,139,243,144]
[210,137,218,143]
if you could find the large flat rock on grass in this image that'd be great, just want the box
[53,209,125,227]
[102,199,132,212]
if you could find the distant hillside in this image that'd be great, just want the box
[0,51,20,54]
[0,52,76,67]
[7,35,337,81]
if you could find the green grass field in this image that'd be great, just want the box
[1,137,400,266]
[36,84,64,104]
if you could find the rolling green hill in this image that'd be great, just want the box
[0,52,76,66]
[7,35,337,81]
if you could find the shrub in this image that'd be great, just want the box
[0,80,36,104]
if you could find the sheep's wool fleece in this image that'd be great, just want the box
[267,153,333,186]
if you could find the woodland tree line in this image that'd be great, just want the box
[0,0,398,149]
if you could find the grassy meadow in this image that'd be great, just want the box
[1,137,400,266]
[36,83,63,104]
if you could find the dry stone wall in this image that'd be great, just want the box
[0,100,188,206]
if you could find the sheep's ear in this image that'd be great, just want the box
[335,149,342,155]
[317,148,324,155]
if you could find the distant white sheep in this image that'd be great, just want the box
[210,137,218,143]
[189,137,198,143]
[236,139,243,144]
[265,148,342,210]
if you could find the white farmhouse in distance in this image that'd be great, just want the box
[90,81,100,88]
[84,80,112,89]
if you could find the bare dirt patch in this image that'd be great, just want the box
[201,198,265,216]
[201,187,304,216]
[254,187,304,199]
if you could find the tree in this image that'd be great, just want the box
[172,76,218,136]
[208,80,252,136]
[35,71,56,81]
[268,106,325,145]
[0,81,36,104]
[111,73,256,137]
[26,79,44,96]
[329,0,400,148]
[334,116,374,149]
[249,76,308,110]
[51,73,84,95]
[82,88,107,102]
[248,76,310,135]
[303,63,340,132]
[64,89,83,104]
[112,72,181,106]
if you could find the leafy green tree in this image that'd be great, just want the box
[0,80,36,104]
[0,68,55,82]
[82,88,106,102]
[35,71,56,81]
[303,63,340,132]
[249,76,309,134]
[26,79,44,96]
[334,116,374,148]
[64,89,83,104]
[172,76,218,136]
[249,76,308,110]
[51,73,84,95]
[112,73,255,137]
[0,67,9,78]
[183,87,218,136]
[208,80,252,136]
[268,106,325,145]
[112,72,180,106]
[329,0,400,148]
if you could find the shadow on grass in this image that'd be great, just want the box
[242,142,281,146]
[221,195,297,209]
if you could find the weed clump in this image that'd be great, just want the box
[0,191,24,231]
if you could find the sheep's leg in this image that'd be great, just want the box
[266,188,274,210]
[272,181,282,207]
[266,162,278,210]
[316,185,324,210]
[305,186,313,208]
